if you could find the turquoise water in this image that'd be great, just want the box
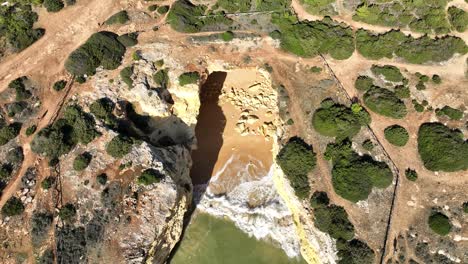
[170,213,307,264]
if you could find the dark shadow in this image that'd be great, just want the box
[167,71,227,264]
[190,71,227,185]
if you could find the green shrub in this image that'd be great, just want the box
[0,3,45,51]
[371,65,404,82]
[43,0,64,12]
[435,106,463,120]
[272,16,354,60]
[117,33,138,47]
[337,239,375,264]
[310,191,329,209]
[428,212,451,236]
[59,203,76,221]
[90,98,116,126]
[31,105,98,159]
[167,0,232,33]
[76,76,86,84]
[354,75,374,91]
[256,0,291,11]
[221,31,234,41]
[153,69,169,87]
[394,85,410,99]
[179,72,200,86]
[384,125,409,147]
[310,66,322,73]
[120,66,134,88]
[417,123,468,172]
[276,137,316,199]
[217,0,251,12]
[432,74,442,84]
[312,99,370,140]
[96,173,108,185]
[73,152,92,171]
[137,169,164,185]
[448,6,468,32]
[8,77,32,101]
[31,212,53,246]
[41,176,56,190]
[415,81,425,90]
[1,197,24,216]
[325,140,393,202]
[106,135,133,158]
[105,11,129,25]
[0,123,21,146]
[413,101,425,112]
[362,139,374,151]
[157,5,169,14]
[0,164,12,179]
[463,202,468,213]
[53,80,67,91]
[314,205,354,240]
[148,4,158,11]
[65,31,126,76]
[405,168,417,181]
[25,125,37,136]
[363,86,407,119]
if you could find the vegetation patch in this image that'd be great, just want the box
[8,77,32,101]
[435,106,463,121]
[312,99,370,140]
[405,168,417,181]
[59,203,77,222]
[310,191,329,209]
[428,212,451,236]
[354,75,374,91]
[73,152,92,171]
[325,140,393,202]
[105,11,129,25]
[217,0,251,12]
[44,0,64,12]
[384,125,409,147]
[0,123,21,146]
[106,135,134,158]
[137,169,164,185]
[179,71,200,86]
[371,65,404,82]
[314,204,354,240]
[117,33,138,47]
[276,137,316,199]
[2,196,24,216]
[41,176,56,190]
[53,80,67,91]
[363,86,407,119]
[337,239,375,264]
[120,66,134,88]
[417,122,468,172]
[448,6,468,32]
[31,211,54,246]
[65,31,126,76]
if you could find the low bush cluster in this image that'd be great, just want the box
[137,169,164,185]
[117,33,138,47]
[2,196,24,216]
[153,69,169,88]
[435,106,463,120]
[405,168,417,181]
[96,173,108,186]
[31,211,53,246]
[276,137,316,199]
[428,212,451,236]
[363,86,407,119]
[337,239,375,264]
[106,135,134,158]
[43,0,64,12]
[384,125,409,147]
[41,176,56,190]
[104,11,129,25]
[371,65,404,82]
[314,204,355,240]
[354,75,374,91]
[310,191,329,209]
[312,99,370,140]
[179,72,200,86]
[417,123,467,172]
[325,140,393,202]
[65,31,126,76]
[59,203,77,221]
[73,152,92,171]
[216,0,251,12]
[90,98,116,126]
[448,6,468,32]
[53,80,67,91]
[0,123,21,146]
[8,77,32,101]
[31,105,98,159]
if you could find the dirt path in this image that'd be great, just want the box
[0,0,121,91]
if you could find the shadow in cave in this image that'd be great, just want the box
[167,71,227,263]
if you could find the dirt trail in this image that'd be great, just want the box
[0,0,121,90]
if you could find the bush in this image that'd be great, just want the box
[117,33,138,47]
[314,205,354,240]
[65,31,126,76]
[120,66,134,88]
[362,139,374,151]
[384,125,409,147]
[43,0,64,12]
[276,137,316,199]
[8,77,32,101]
[2,197,24,216]
[272,16,354,60]
[96,173,108,185]
[90,98,115,126]
[217,0,251,12]
[463,202,468,213]
[59,203,77,221]
[312,99,370,140]
[31,212,53,245]
[0,164,12,179]
[310,191,329,209]
[337,239,375,264]
[137,169,164,185]
[354,75,374,91]
[106,135,133,158]
[0,4,45,51]
[325,140,393,202]
[415,81,425,90]
[221,31,234,41]
[417,123,468,172]
[105,11,129,25]
[153,69,169,87]
[25,125,37,136]
[53,80,67,91]
[179,72,200,86]
[432,74,442,84]
[0,123,21,146]
[371,65,404,82]
[394,85,410,99]
[363,86,407,119]
[157,5,169,14]
[448,6,468,32]
[73,152,92,171]
[428,212,451,236]
[41,176,56,190]
[405,168,417,181]
[435,106,463,120]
